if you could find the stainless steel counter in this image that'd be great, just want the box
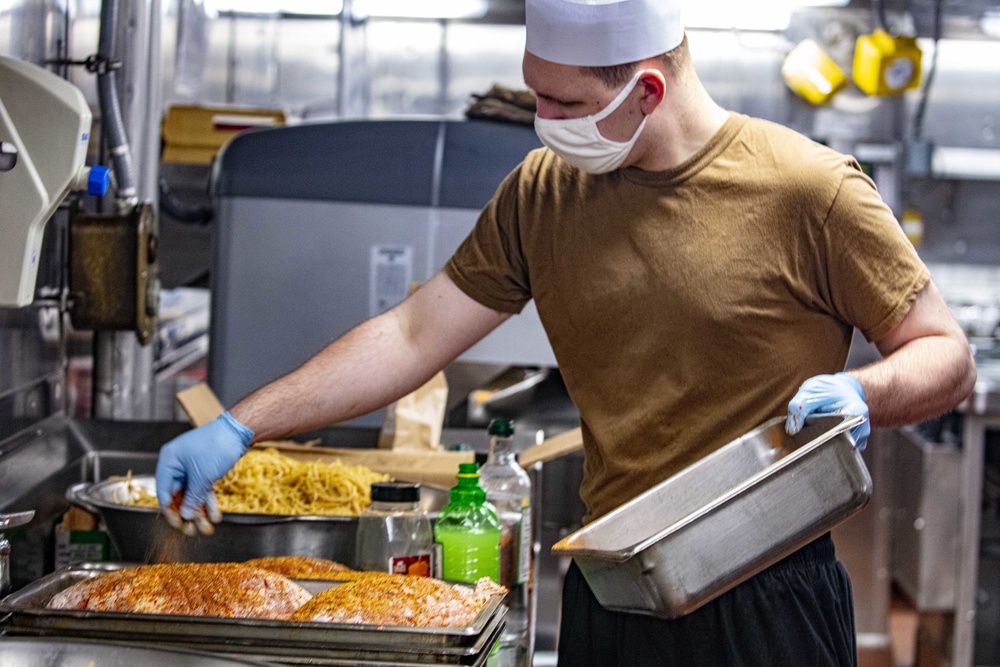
[954,339,1000,667]
[0,416,559,662]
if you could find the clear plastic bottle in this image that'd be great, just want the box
[355,482,435,577]
[434,462,501,583]
[478,418,532,667]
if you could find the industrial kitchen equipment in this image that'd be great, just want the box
[207,118,551,426]
[0,56,108,307]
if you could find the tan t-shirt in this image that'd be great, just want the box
[445,113,929,522]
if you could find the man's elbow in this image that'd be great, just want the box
[950,338,978,408]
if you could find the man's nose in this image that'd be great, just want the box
[534,99,564,120]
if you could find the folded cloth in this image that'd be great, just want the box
[465,84,537,126]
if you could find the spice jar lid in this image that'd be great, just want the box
[371,482,421,503]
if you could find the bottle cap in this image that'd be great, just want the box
[487,418,514,438]
[458,462,479,476]
[370,482,421,503]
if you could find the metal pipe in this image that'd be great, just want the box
[92,330,119,418]
[337,0,350,117]
[126,0,164,206]
[97,0,138,209]
[226,13,237,104]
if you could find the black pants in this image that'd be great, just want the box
[557,534,856,667]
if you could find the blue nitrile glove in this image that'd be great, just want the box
[155,411,254,534]
[785,373,870,450]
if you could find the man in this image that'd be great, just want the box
[156,0,976,663]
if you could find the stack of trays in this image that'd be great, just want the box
[0,563,506,666]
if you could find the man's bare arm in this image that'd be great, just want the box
[849,280,976,427]
[230,272,511,441]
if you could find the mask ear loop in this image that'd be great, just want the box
[591,68,665,123]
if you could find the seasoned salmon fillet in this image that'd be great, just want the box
[47,563,312,619]
[243,556,357,580]
[290,574,505,627]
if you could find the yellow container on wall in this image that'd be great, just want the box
[782,39,848,106]
[902,208,924,247]
[853,29,923,96]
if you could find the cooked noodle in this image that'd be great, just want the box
[118,448,390,516]
[214,448,390,515]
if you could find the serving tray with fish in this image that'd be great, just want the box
[0,562,507,662]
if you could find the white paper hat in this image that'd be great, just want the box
[526,0,684,67]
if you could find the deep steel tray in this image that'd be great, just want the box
[552,415,871,618]
[0,637,276,667]
[0,563,506,658]
[1,614,504,666]
[68,615,505,666]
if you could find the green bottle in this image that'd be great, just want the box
[434,462,502,583]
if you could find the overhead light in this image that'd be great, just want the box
[353,0,488,20]
[204,0,343,16]
[682,0,850,31]
[683,1,791,31]
[932,147,1000,181]
[282,0,344,15]
[983,9,1000,39]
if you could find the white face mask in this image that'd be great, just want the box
[534,69,655,174]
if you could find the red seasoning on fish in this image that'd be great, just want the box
[243,556,357,580]
[291,573,504,627]
[47,563,312,619]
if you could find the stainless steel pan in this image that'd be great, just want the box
[67,476,448,565]
[552,415,871,618]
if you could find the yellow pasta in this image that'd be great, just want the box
[215,448,390,516]
[118,449,390,516]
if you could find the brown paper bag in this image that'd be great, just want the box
[379,372,449,452]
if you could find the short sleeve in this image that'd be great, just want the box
[817,161,930,343]
[444,166,532,314]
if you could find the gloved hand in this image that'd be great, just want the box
[155,411,254,535]
[785,372,870,450]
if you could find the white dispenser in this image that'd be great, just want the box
[0,56,108,307]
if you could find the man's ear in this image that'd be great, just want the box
[638,71,666,113]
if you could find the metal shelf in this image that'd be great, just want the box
[154,334,208,380]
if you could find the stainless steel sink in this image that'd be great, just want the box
[0,417,191,592]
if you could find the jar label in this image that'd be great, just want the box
[390,552,432,577]
[518,504,532,585]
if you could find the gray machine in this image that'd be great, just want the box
[209,119,552,424]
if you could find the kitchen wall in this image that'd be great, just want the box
[7,1,997,268]
[3,0,998,445]
[148,5,1000,260]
